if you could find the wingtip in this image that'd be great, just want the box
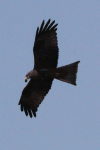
[48,18,51,22]
[33,113,36,118]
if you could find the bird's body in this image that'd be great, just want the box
[19,19,80,118]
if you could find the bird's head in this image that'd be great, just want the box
[24,74,30,82]
[24,70,39,82]
[24,70,33,82]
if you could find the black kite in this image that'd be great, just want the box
[18,19,80,118]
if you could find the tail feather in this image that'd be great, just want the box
[54,61,80,85]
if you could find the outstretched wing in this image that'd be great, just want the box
[19,78,53,118]
[33,19,59,70]
[19,19,59,118]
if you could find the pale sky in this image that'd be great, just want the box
[0,0,100,150]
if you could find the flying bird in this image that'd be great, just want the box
[18,19,80,118]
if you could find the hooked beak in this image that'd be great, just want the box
[24,76,28,82]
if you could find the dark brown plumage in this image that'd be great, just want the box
[18,19,80,118]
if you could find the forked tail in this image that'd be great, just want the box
[54,61,80,85]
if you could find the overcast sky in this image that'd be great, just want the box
[0,0,100,150]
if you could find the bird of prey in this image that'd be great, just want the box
[18,19,80,118]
